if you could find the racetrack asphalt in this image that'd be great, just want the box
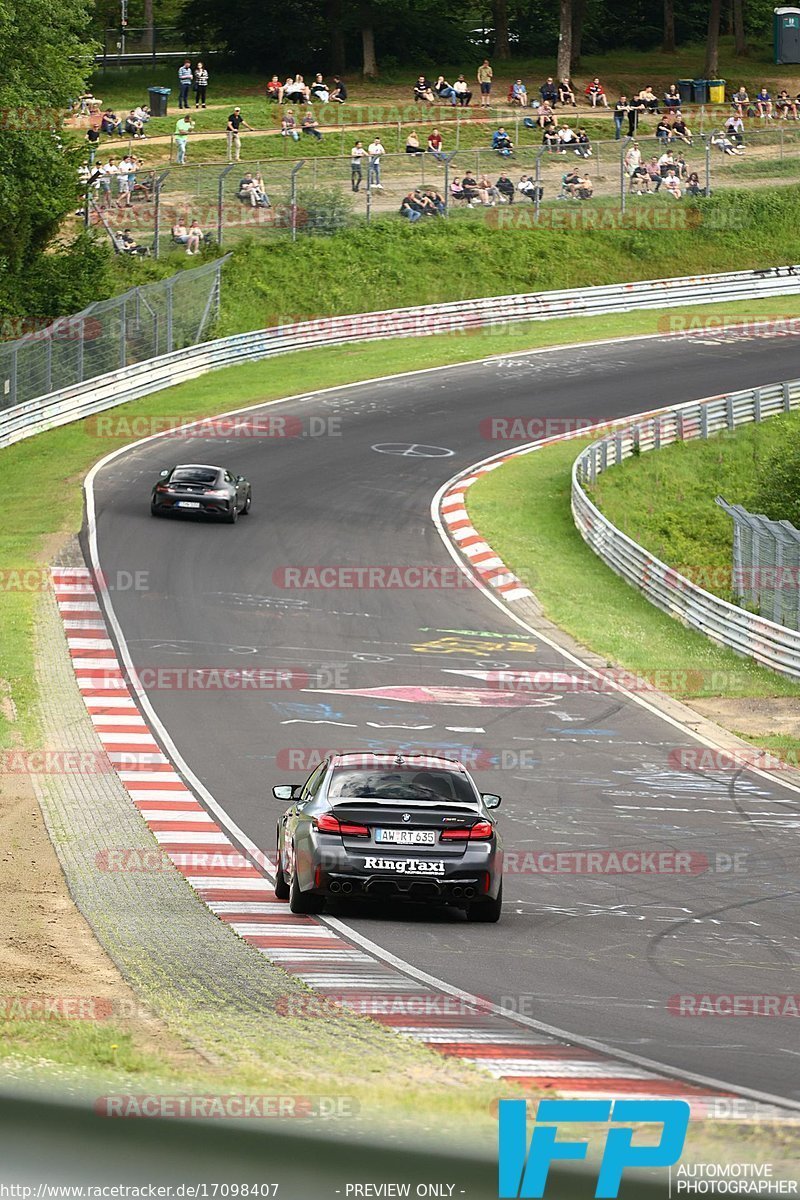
[87,328,800,1102]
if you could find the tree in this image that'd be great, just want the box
[663,0,676,52]
[492,0,511,59]
[733,0,748,55]
[570,0,586,70]
[557,0,572,82]
[704,0,723,77]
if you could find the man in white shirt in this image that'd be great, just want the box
[367,137,385,187]
[116,155,134,207]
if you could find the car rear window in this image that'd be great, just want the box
[171,468,220,485]
[328,768,476,803]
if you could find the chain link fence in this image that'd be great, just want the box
[0,257,226,410]
[716,497,800,631]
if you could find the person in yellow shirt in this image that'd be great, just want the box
[477,59,493,108]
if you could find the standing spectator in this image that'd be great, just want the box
[350,140,366,191]
[558,78,577,106]
[194,62,209,108]
[174,113,194,164]
[453,76,472,106]
[628,93,646,136]
[301,110,322,140]
[539,76,558,105]
[496,173,515,203]
[477,59,493,107]
[226,108,254,162]
[186,219,204,254]
[368,136,385,187]
[756,87,773,118]
[434,76,458,105]
[427,128,445,160]
[624,141,642,180]
[585,78,608,107]
[98,157,118,208]
[613,95,629,140]
[267,75,283,103]
[330,77,348,103]
[281,110,300,141]
[116,154,134,206]
[178,60,193,109]
[310,74,330,102]
[85,124,100,164]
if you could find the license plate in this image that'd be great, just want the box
[375,828,435,845]
[177,501,201,508]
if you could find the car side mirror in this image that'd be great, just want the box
[159,469,170,478]
[481,793,502,809]
[273,784,301,801]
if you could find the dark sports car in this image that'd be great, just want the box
[150,463,252,522]
[272,752,503,922]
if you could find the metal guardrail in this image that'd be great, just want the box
[716,496,800,631]
[4,264,800,452]
[571,378,800,679]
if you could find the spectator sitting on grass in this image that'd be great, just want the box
[172,220,189,245]
[646,155,662,190]
[518,174,540,201]
[414,76,436,104]
[496,173,515,203]
[239,172,269,207]
[450,176,466,201]
[301,110,322,139]
[731,86,749,116]
[330,77,347,103]
[557,123,577,152]
[267,75,283,102]
[724,113,745,143]
[492,127,514,154]
[414,190,436,216]
[664,84,681,109]
[125,110,146,139]
[575,127,592,157]
[686,171,703,195]
[577,174,593,199]
[461,170,480,204]
[638,85,659,113]
[561,167,581,197]
[285,75,309,103]
[186,219,204,253]
[558,78,576,106]
[133,104,151,125]
[630,163,650,194]
[101,108,123,135]
[542,126,559,153]
[424,187,446,215]
[673,152,689,180]
[478,173,501,204]
[405,130,424,154]
[658,148,676,175]
[540,76,558,104]
[427,128,445,159]
[656,115,673,142]
[776,89,797,118]
[585,78,608,107]
[400,191,423,222]
[435,76,458,105]
[756,87,773,118]
[711,130,745,155]
[281,110,300,141]
[453,76,472,106]
[510,79,528,106]
[672,112,693,144]
[117,228,147,255]
[537,100,556,128]
[663,169,682,198]
[310,74,330,102]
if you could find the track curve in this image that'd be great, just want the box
[86,329,800,1102]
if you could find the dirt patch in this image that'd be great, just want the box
[690,696,800,740]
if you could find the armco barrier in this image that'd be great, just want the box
[571,379,800,679]
[3,264,800,451]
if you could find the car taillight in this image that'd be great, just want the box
[204,489,228,498]
[313,813,370,837]
[441,821,494,841]
[155,484,170,493]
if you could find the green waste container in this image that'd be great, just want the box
[708,79,726,104]
[692,79,709,103]
[678,79,693,104]
[147,86,171,117]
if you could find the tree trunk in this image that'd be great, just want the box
[703,0,722,77]
[662,0,676,52]
[361,22,377,77]
[143,0,153,52]
[327,0,346,73]
[557,0,572,82]
[570,0,586,70]
[733,0,748,55]
[492,0,511,59]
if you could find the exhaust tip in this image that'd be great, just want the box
[451,886,463,898]
[341,881,354,894]
[329,880,342,893]
[463,886,476,899]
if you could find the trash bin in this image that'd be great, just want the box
[147,86,171,117]
[692,79,709,103]
[708,79,726,104]
[678,79,693,105]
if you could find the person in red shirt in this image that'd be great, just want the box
[427,128,445,160]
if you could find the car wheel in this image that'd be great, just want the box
[289,852,324,915]
[150,503,160,517]
[273,834,290,900]
[242,492,251,514]
[224,501,239,524]
[466,880,503,923]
